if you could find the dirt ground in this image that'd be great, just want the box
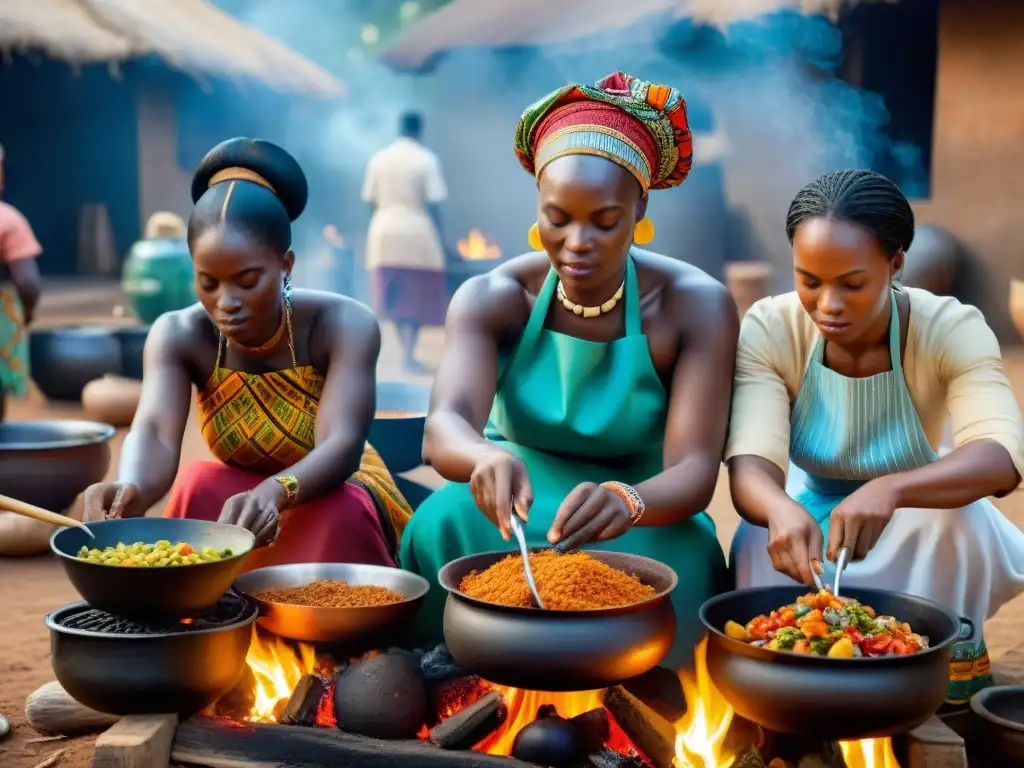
[2,285,1024,767]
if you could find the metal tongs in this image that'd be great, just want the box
[809,546,852,596]
[508,500,545,609]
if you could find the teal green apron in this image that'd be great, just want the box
[399,257,729,668]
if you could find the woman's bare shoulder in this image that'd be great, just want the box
[448,253,545,333]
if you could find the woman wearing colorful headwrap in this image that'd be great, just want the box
[400,73,737,664]
[82,138,413,570]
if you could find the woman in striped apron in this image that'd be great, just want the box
[727,169,1024,704]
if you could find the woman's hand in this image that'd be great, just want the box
[218,482,287,547]
[82,482,141,522]
[548,483,632,551]
[826,477,898,562]
[469,451,534,541]
[766,501,823,585]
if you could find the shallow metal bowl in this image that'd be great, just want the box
[233,562,430,643]
[438,550,678,691]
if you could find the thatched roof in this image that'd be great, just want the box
[383,0,870,70]
[1,0,344,98]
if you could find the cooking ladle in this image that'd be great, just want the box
[508,500,545,609]
[0,493,95,538]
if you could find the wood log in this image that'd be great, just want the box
[281,675,328,728]
[601,686,676,768]
[171,716,537,768]
[904,715,967,768]
[25,681,120,736]
[569,708,610,751]
[428,691,505,750]
[92,714,178,768]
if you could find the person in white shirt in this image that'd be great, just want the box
[362,111,448,373]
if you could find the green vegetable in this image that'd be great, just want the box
[809,636,837,655]
[843,604,880,635]
[773,626,802,650]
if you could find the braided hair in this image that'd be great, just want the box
[785,169,915,258]
[187,138,308,256]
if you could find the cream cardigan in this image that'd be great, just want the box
[724,287,1024,483]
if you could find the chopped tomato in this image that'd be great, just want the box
[890,639,912,656]
[844,627,864,645]
[860,634,892,655]
[177,544,194,556]
[792,639,812,654]
[747,617,772,640]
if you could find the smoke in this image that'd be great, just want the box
[194,3,929,292]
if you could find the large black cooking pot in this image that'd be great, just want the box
[439,550,677,691]
[368,381,430,474]
[29,326,122,402]
[700,586,972,741]
[46,597,257,716]
[51,518,255,618]
[0,420,115,511]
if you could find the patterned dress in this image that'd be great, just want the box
[164,364,413,570]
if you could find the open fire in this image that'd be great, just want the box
[457,229,502,261]
[237,628,900,768]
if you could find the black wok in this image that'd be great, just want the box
[51,518,255,618]
[699,586,973,741]
[46,597,257,716]
[439,550,677,691]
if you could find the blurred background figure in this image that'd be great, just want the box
[362,110,448,374]
[0,143,42,422]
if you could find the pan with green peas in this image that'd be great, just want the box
[77,539,235,567]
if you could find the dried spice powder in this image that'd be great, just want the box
[458,550,656,610]
[253,580,405,608]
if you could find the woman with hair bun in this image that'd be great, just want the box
[82,138,413,569]
[727,168,1024,703]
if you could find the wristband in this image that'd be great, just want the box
[273,475,299,508]
[601,481,645,525]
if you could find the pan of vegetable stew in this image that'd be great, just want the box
[699,586,973,741]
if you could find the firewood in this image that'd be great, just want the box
[601,686,676,768]
[171,716,536,767]
[281,675,328,728]
[428,691,506,750]
[569,708,610,751]
[92,714,178,768]
[25,681,120,736]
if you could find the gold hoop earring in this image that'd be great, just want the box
[633,217,655,246]
[527,223,543,251]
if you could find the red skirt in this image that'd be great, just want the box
[372,267,448,327]
[163,461,395,571]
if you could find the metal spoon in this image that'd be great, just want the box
[809,560,825,591]
[832,546,852,597]
[508,502,545,609]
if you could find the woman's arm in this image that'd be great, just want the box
[7,258,41,324]
[117,313,193,515]
[883,303,1022,506]
[254,301,382,506]
[422,272,526,481]
[0,205,43,323]
[631,280,739,525]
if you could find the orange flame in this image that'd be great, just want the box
[674,639,739,766]
[245,628,319,722]
[839,738,901,768]
[457,229,501,261]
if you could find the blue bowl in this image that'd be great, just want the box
[368,381,430,474]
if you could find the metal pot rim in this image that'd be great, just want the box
[236,561,432,609]
[50,518,256,562]
[0,420,116,451]
[440,549,679,617]
[699,585,965,666]
[970,685,1024,733]
[45,599,259,640]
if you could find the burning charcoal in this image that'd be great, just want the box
[385,646,426,670]
[569,708,610,751]
[581,748,647,768]
[334,654,427,740]
[420,643,469,683]
[429,691,506,750]
[621,666,687,723]
[602,685,676,768]
[282,674,329,727]
[512,714,582,767]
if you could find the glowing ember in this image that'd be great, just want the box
[457,229,501,261]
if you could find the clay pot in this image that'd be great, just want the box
[0,510,56,557]
[902,224,960,295]
[29,326,122,402]
[724,261,774,319]
[1010,280,1024,344]
[82,375,143,428]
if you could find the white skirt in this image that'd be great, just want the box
[730,465,1024,637]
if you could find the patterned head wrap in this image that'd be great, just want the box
[514,72,693,194]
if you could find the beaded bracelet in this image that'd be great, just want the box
[601,481,645,525]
